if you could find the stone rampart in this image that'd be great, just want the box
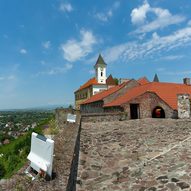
[55,108,80,128]
[177,94,191,119]
[81,112,128,123]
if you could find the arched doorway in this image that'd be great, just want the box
[152,106,165,118]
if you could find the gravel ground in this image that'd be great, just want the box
[77,118,191,191]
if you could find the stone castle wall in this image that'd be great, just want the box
[81,112,128,123]
[55,108,80,128]
[123,92,176,119]
[55,108,81,191]
[177,94,191,119]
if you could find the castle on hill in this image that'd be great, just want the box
[74,54,116,110]
[75,55,191,120]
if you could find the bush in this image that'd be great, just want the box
[0,161,6,179]
[0,117,51,179]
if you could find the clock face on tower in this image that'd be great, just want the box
[100,67,103,71]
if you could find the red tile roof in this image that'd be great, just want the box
[75,78,100,92]
[104,82,191,110]
[76,75,116,92]
[106,74,116,86]
[137,77,150,85]
[81,82,127,104]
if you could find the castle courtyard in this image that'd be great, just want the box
[77,119,191,191]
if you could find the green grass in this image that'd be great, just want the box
[0,118,53,179]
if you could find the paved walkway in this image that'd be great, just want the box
[77,119,191,191]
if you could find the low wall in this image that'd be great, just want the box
[66,119,81,191]
[55,108,81,191]
[55,108,80,128]
[81,112,128,123]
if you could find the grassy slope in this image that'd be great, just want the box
[0,118,53,179]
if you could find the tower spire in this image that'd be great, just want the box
[153,73,159,82]
[94,54,107,84]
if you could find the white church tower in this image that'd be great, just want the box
[94,54,107,84]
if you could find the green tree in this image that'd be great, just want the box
[113,78,119,85]
[68,104,73,109]
[0,162,6,178]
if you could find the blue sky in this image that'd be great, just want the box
[0,0,191,109]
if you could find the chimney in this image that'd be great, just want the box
[183,78,191,85]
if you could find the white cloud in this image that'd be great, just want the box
[0,75,16,81]
[95,26,191,64]
[20,49,27,54]
[64,63,73,70]
[42,41,51,49]
[161,55,184,61]
[156,68,191,76]
[0,76,5,80]
[164,70,191,76]
[131,1,185,33]
[61,29,97,62]
[94,1,120,22]
[103,44,128,63]
[7,75,16,80]
[37,63,73,76]
[60,3,73,12]
[131,0,150,25]
[188,20,191,26]
[95,12,112,22]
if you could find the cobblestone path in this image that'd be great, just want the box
[77,119,191,191]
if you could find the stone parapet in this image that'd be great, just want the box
[177,94,190,119]
[81,112,128,123]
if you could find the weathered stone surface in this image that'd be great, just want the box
[81,171,89,180]
[3,118,191,191]
[156,175,168,184]
[177,94,190,119]
[77,119,191,190]
[147,187,157,191]
[171,177,180,183]
[166,182,179,190]
[139,187,146,191]
[176,182,190,189]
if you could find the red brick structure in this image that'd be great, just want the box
[104,82,191,119]
[81,79,140,113]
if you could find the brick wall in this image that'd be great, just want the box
[122,92,176,119]
[82,112,128,122]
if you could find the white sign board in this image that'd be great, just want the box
[67,113,76,123]
[26,132,54,180]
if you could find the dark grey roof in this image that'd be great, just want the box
[153,73,159,82]
[94,54,107,67]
